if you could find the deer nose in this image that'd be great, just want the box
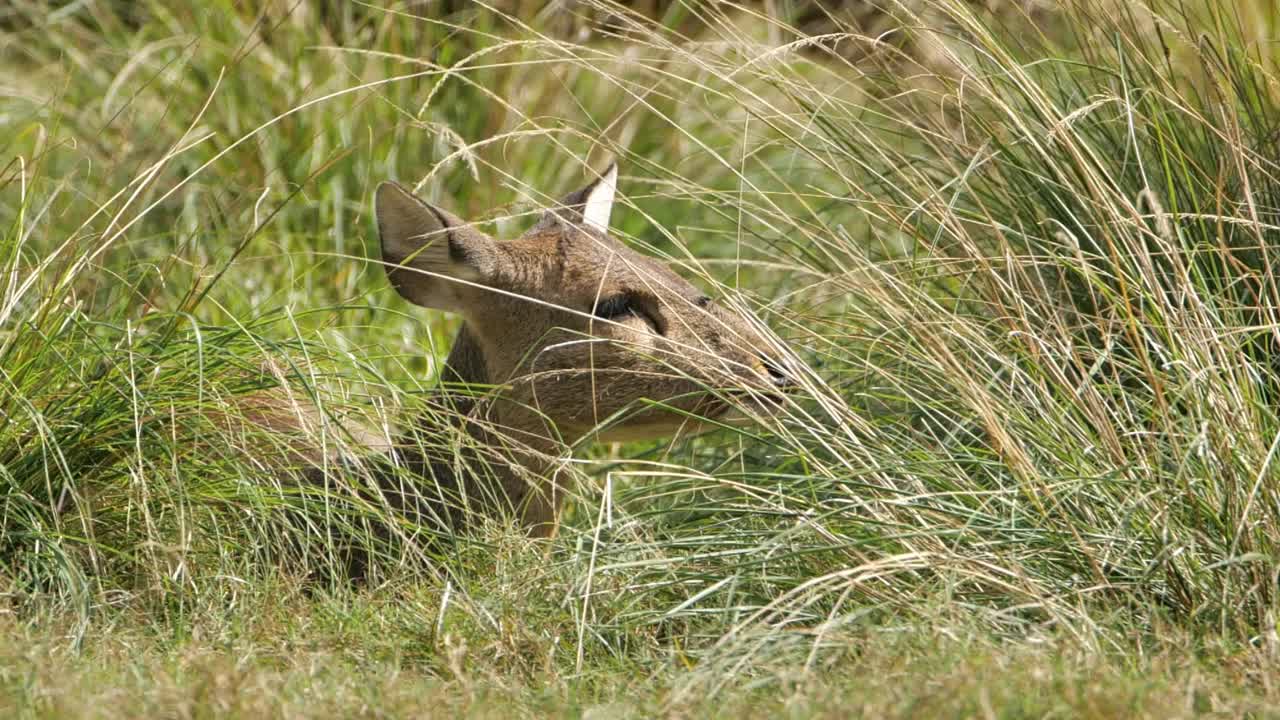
[759,354,793,388]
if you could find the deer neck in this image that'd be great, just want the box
[435,323,487,413]
[424,323,567,536]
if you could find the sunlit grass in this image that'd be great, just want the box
[3,0,1280,715]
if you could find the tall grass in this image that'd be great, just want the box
[2,0,1280,704]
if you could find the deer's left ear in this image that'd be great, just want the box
[543,162,617,233]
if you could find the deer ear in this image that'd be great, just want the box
[543,161,617,233]
[375,182,497,312]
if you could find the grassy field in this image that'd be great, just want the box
[4,0,1280,716]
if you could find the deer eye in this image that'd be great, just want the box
[592,294,634,320]
[695,295,712,308]
[592,294,661,334]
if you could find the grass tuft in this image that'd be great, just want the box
[2,0,1280,714]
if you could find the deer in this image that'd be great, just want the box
[251,161,793,562]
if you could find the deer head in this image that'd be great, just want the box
[377,162,790,437]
